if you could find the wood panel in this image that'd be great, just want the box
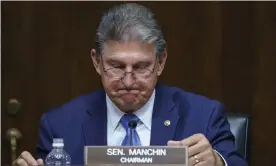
[1,1,276,165]
[251,2,276,165]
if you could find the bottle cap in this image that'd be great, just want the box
[52,138,64,147]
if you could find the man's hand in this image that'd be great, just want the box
[14,151,44,166]
[168,133,224,166]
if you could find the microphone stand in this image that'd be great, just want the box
[128,120,137,146]
[130,128,133,146]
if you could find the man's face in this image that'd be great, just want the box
[91,41,167,112]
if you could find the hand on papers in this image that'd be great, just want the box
[168,133,224,166]
[13,151,44,166]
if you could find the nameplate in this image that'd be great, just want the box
[84,146,188,166]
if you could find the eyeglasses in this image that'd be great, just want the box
[101,56,157,79]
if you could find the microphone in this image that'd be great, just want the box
[128,120,137,146]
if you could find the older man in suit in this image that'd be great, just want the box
[16,3,247,166]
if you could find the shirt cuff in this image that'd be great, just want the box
[214,149,228,166]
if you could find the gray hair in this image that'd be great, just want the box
[95,3,166,58]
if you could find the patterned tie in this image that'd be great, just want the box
[120,114,141,146]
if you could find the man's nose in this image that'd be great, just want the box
[121,72,135,88]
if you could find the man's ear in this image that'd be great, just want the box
[90,49,102,75]
[157,51,167,76]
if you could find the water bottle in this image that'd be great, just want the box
[45,138,71,166]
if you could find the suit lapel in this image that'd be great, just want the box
[81,84,180,146]
[82,90,107,146]
[150,84,179,145]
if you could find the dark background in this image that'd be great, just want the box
[2,1,276,166]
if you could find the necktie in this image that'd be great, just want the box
[120,114,141,146]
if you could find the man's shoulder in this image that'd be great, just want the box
[43,89,105,119]
[161,84,225,123]
[161,84,223,108]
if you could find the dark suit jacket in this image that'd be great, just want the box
[36,83,248,165]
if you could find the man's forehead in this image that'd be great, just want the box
[102,41,156,56]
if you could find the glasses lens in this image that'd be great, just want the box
[134,69,152,78]
[105,68,153,79]
[106,68,124,78]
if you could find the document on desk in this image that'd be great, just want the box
[84,146,188,166]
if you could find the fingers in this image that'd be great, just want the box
[180,133,204,147]
[37,158,44,165]
[168,133,216,166]
[16,158,28,166]
[168,134,206,148]
[189,155,198,166]
[189,150,209,166]
[167,140,181,146]
[188,138,209,157]
[16,151,39,166]
[190,149,217,166]
[194,161,208,166]
[21,151,38,165]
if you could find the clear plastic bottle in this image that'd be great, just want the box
[45,138,71,166]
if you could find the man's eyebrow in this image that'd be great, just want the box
[104,59,153,65]
[134,61,151,66]
[105,59,123,64]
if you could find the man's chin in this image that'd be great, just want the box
[116,100,138,112]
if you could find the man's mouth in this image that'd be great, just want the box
[117,89,139,96]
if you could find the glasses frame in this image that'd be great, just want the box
[100,55,158,80]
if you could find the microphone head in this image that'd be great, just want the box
[128,120,137,129]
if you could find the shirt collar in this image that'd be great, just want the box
[106,89,155,132]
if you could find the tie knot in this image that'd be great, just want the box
[120,114,139,130]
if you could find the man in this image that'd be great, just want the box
[16,3,247,166]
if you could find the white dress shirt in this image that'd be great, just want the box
[107,89,155,146]
[106,89,227,165]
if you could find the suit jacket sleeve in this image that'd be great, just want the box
[206,102,248,166]
[35,113,53,161]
